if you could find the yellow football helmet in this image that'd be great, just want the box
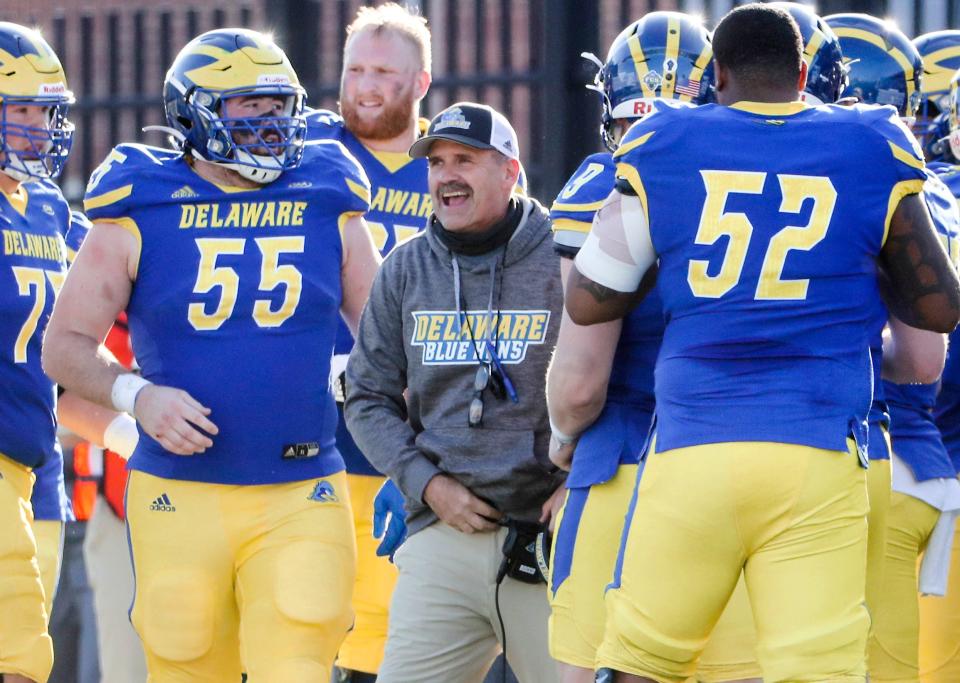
[0,22,74,180]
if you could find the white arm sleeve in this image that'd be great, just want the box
[573,190,656,293]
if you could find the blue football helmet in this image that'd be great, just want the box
[914,31,960,159]
[0,22,74,181]
[824,14,922,119]
[769,3,847,105]
[585,11,715,152]
[163,28,307,184]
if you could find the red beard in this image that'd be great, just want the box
[340,85,416,141]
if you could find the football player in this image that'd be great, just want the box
[546,12,765,683]
[43,28,381,681]
[827,13,960,681]
[917,67,960,683]
[305,6,431,680]
[913,30,960,159]
[568,4,960,681]
[0,21,75,683]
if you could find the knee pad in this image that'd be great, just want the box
[135,569,216,662]
[274,541,354,628]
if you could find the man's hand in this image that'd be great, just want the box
[373,479,408,560]
[539,485,567,533]
[133,385,218,456]
[549,435,577,471]
[423,474,501,533]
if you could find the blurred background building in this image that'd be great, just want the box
[4,0,954,203]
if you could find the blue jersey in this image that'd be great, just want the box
[884,169,960,480]
[931,162,960,473]
[551,153,662,487]
[0,179,70,469]
[83,142,370,485]
[31,441,73,521]
[306,109,431,476]
[32,208,87,522]
[615,101,926,455]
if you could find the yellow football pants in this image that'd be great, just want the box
[919,505,960,683]
[597,441,869,683]
[127,470,356,683]
[0,453,53,683]
[868,491,939,681]
[336,473,398,674]
[31,519,63,616]
[548,463,761,681]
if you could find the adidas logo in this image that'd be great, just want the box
[171,185,198,199]
[149,493,176,512]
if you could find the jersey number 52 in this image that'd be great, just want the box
[688,170,837,301]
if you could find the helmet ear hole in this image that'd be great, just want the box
[177,116,193,130]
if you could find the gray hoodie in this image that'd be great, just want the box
[345,197,565,535]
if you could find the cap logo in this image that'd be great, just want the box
[38,83,66,96]
[434,107,471,131]
[257,74,291,86]
[643,71,663,91]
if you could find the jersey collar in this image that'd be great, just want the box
[728,101,808,116]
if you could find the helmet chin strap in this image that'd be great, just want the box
[227,149,283,184]
[189,148,283,185]
[1,151,47,182]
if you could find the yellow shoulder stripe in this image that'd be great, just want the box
[84,184,133,211]
[613,131,655,159]
[338,209,366,243]
[100,216,142,280]
[346,177,371,205]
[551,218,593,235]
[882,179,925,247]
[888,141,925,171]
[551,199,605,213]
[615,162,650,220]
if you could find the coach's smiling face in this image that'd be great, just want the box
[426,140,519,233]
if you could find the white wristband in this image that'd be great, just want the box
[111,374,151,415]
[103,413,139,460]
[549,417,578,446]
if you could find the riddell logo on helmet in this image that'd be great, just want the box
[633,101,654,116]
[257,74,291,86]
[38,83,66,96]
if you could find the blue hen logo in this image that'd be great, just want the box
[308,480,338,503]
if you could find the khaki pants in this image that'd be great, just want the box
[378,522,557,683]
[83,497,148,683]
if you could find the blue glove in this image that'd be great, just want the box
[373,479,407,560]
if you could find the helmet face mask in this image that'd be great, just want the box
[591,11,716,152]
[0,97,74,181]
[163,29,307,184]
[186,86,306,184]
[0,22,75,181]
